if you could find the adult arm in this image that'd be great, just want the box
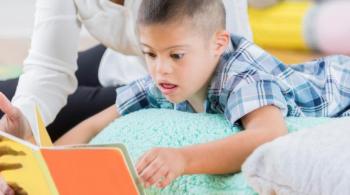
[74,0,142,55]
[8,0,81,143]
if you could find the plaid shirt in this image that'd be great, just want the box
[116,35,350,124]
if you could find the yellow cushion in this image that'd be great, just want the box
[249,1,312,50]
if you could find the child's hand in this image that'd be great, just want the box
[136,147,186,189]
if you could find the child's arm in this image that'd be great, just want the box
[180,105,287,174]
[136,105,287,188]
[54,105,120,146]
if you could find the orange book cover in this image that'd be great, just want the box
[0,108,145,195]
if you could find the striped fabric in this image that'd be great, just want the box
[116,35,350,124]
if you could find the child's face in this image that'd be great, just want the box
[139,22,228,104]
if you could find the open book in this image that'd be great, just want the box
[0,107,145,195]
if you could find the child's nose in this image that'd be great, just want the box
[155,59,173,75]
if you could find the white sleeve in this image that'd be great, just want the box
[75,0,142,56]
[223,0,253,41]
[11,0,81,141]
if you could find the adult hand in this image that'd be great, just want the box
[136,147,186,189]
[0,93,33,141]
[0,179,28,195]
[0,176,15,195]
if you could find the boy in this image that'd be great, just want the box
[56,0,350,189]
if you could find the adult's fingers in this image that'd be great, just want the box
[8,183,28,195]
[0,93,16,119]
[0,175,14,195]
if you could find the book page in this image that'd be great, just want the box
[0,136,58,195]
[41,147,143,195]
[35,106,54,147]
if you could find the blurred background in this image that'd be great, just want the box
[0,0,349,79]
[0,0,35,65]
[0,0,98,79]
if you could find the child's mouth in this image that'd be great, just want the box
[159,83,178,95]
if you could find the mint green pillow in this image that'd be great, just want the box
[90,109,331,195]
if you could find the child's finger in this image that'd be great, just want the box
[157,172,176,189]
[136,149,158,174]
[139,158,163,185]
[147,165,168,186]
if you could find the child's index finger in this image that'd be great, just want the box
[136,149,159,174]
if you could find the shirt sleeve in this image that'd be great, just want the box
[223,0,253,41]
[225,79,288,124]
[75,0,142,56]
[115,76,161,116]
[11,0,80,143]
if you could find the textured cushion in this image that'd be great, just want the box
[242,117,350,195]
[90,109,331,195]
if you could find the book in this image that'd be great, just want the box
[0,107,145,195]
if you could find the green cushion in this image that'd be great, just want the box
[90,109,331,195]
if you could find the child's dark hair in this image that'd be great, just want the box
[137,0,226,36]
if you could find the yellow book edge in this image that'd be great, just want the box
[0,127,59,194]
[0,107,145,195]
[35,106,54,147]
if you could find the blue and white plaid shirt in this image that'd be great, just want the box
[116,35,350,124]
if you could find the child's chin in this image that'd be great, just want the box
[165,95,185,104]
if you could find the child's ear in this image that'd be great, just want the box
[213,30,230,56]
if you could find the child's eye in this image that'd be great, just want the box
[143,52,157,59]
[170,53,185,60]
